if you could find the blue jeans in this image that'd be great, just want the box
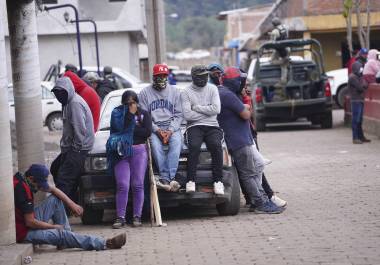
[24,195,106,250]
[351,101,364,140]
[150,130,182,182]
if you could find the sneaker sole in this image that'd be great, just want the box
[254,209,284,214]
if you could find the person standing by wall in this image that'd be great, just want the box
[348,62,371,144]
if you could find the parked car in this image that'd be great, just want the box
[79,88,240,224]
[326,68,348,108]
[250,39,333,131]
[172,69,192,89]
[81,66,150,89]
[8,82,63,131]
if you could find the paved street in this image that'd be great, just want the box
[31,110,380,265]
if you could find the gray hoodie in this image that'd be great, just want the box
[53,77,94,152]
[181,83,221,128]
[348,62,366,102]
[138,84,183,132]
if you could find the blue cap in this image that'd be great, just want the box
[25,164,50,191]
[359,48,368,55]
[207,63,224,73]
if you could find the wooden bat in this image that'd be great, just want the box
[147,139,164,226]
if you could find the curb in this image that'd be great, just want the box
[0,244,33,265]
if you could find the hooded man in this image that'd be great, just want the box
[348,62,371,144]
[217,67,284,214]
[138,64,183,191]
[64,70,101,131]
[51,77,95,201]
[181,64,224,194]
[13,163,126,250]
[208,63,224,86]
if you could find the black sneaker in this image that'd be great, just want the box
[106,233,126,249]
[132,216,142,227]
[112,217,126,229]
[254,201,284,214]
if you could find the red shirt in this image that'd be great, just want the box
[64,71,101,132]
[13,173,34,242]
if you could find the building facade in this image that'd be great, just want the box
[1,0,147,82]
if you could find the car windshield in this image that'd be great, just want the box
[99,95,122,130]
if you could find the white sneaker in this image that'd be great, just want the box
[213,181,224,195]
[271,195,287,207]
[186,181,195,193]
[170,180,181,192]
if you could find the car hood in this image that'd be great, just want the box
[89,127,208,155]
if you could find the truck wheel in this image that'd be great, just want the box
[255,117,266,132]
[336,85,348,108]
[216,166,240,216]
[81,206,104,225]
[321,111,333,129]
[46,112,63,131]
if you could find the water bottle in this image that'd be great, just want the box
[23,256,33,264]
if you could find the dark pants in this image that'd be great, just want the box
[186,126,223,182]
[50,150,88,202]
[239,131,274,202]
[351,101,365,140]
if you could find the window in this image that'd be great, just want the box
[109,0,126,2]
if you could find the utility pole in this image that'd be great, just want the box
[145,0,167,77]
[0,6,16,246]
[6,0,45,173]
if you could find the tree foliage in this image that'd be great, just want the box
[164,0,275,51]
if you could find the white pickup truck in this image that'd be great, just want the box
[326,68,348,108]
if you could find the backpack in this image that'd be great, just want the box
[277,25,288,41]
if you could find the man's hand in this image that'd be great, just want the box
[162,130,172,144]
[52,224,64,230]
[69,203,83,217]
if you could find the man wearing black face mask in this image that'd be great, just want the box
[50,77,94,202]
[181,65,224,195]
[208,63,224,86]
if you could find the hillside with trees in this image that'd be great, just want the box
[164,0,275,51]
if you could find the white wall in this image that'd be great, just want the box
[5,31,142,82]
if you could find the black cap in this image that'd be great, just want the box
[104,66,113,75]
[191,64,209,76]
[65,63,77,73]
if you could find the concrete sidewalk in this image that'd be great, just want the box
[0,244,33,265]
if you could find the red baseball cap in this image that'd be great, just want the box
[153,64,169,76]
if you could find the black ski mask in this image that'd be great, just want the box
[192,74,208,87]
[53,89,68,105]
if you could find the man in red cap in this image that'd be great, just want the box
[139,64,183,191]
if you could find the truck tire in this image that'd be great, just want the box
[336,85,348,108]
[81,205,104,225]
[46,112,63,132]
[216,167,240,216]
[321,111,333,129]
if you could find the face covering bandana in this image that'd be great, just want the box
[25,177,38,193]
[53,90,68,105]
[192,74,208,87]
[153,76,168,91]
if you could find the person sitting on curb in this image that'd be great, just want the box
[14,164,126,250]
[218,67,284,214]
[181,64,224,194]
[139,64,183,191]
